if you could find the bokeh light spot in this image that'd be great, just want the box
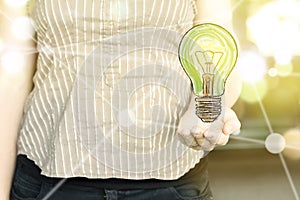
[4,0,28,7]
[247,0,300,56]
[236,50,267,83]
[283,128,300,160]
[274,50,292,65]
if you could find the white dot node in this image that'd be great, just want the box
[268,68,278,77]
[118,109,133,127]
[12,16,35,41]
[265,133,286,154]
[40,45,54,56]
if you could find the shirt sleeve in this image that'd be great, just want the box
[26,0,36,17]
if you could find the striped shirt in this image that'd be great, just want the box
[18,0,205,179]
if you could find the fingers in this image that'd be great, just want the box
[177,125,218,151]
[192,128,206,150]
[201,107,240,147]
[177,126,207,151]
[215,133,229,146]
[222,107,241,135]
[177,129,196,147]
[177,127,228,151]
[212,107,240,146]
[177,107,241,151]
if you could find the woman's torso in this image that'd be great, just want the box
[18,0,204,179]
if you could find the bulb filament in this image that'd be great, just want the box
[194,54,223,122]
[202,73,214,96]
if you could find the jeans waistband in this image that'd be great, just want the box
[17,154,207,190]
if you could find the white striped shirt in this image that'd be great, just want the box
[18,0,205,179]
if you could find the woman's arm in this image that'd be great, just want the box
[0,6,37,199]
[194,0,233,29]
[0,65,35,200]
[177,0,242,150]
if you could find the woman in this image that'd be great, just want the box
[0,0,241,199]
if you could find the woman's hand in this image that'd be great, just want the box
[177,106,241,151]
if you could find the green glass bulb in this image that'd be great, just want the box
[179,23,238,122]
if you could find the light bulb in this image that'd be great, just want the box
[179,23,238,122]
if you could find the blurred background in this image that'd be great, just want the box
[210,0,300,199]
[0,0,300,199]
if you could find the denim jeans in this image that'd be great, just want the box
[10,155,213,200]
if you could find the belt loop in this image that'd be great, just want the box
[104,189,118,200]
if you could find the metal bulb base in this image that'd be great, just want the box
[195,96,222,123]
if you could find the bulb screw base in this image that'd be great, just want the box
[195,96,222,123]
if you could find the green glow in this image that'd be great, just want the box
[179,23,238,96]
[240,80,268,103]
